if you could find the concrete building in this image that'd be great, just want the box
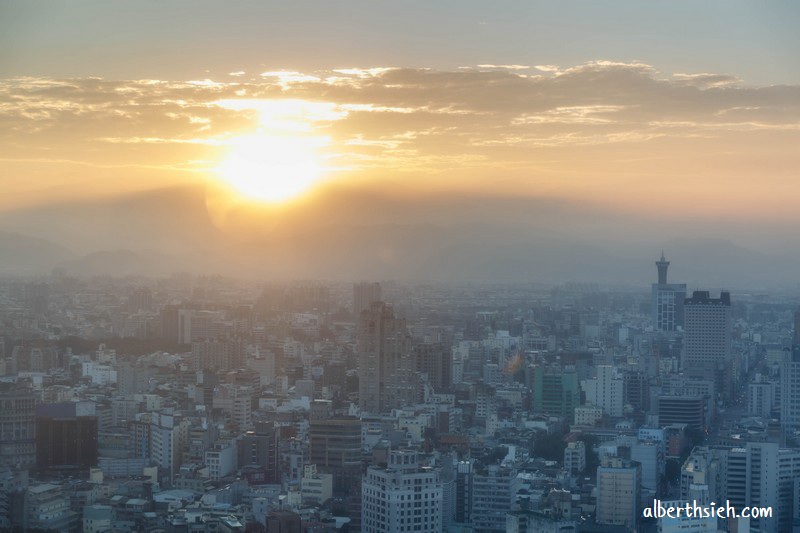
[632,441,662,505]
[237,422,280,484]
[780,346,800,430]
[564,441,586,474]
[532,364,580,422]
[358,302,416,414]
[205,440,237,481]
[83,504,113,533]
[301,464,333,505]
[657,395,706,430]
[582,365,624,418]
[596,457,641,532]
[35,401,98,472]
[682,290,732,397]
[309,417,362,494]
[725,442,800,532]
[471,464,521,533]
[0,387,37,469]
[748,375,776,418]
[361,450,443,533]
[22,483,77,532]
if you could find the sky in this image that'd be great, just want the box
[1,1,800,273]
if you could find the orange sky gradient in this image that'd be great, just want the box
[1,64,799,228]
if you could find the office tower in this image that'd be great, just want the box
[682,290,732,396]
[623,371,650,413]
[748,375,776,418]
[454,460,474,525]
[0,387,37,468]
[148,412,189,482]
[413,341,452,393]
[631,441,661,505]
[362,450,443,533]
[471,464,521,533]
[238,422,280,484]
[651,253,687,332]
[782,315,800,430]
[581,365,624,418]
[353,282,381,315]
[657,395,706,429]
[725,442,800,532]
[309,417,362,494]
[596,457,641,532]
[357,302,415,414]
[531,364,580,422]
[36,402,98,471]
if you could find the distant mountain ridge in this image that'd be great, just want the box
[0,185,798,287]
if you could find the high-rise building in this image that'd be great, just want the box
[357,302,415,414]
[35,402,98,472]
[361,450,443,533]
[651,253,687,332]
[682,290,732,395]
[353,282,382,316]
[148,412,189,483]
[0,387,37,469]
[531,364,580,422]
[725,442,800,532]
[413,341,452,393]
[237,422,280,484]
[454,460,474,526]
[309,417,362,495]
[471,464,521,533]
[596,457,641,532]
[581,365,624,418]
[782,316,800,430]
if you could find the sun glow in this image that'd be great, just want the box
[217,134,328,203]
[215,99,342,203]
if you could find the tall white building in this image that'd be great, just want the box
[149,412,189,483]
[596,457,641,532]
[472,464,521,533]
[581,365,624,418]
[725,442,800,532]
[361,450,443,533]
[780,347,800,429]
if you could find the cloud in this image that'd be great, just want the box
[1,62,799,213]
[672,72,741,89]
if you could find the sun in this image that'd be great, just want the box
[214,99,343,203]
[217,133,326,203]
